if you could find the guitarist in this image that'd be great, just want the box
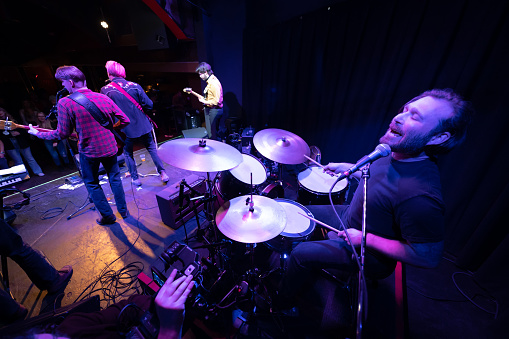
[28,66,131,226]
[101,60,170,186]
[185,62,225,141]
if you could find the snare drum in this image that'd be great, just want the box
[216,153,267,205]
[265,199,315,254]
[297,166,348,205]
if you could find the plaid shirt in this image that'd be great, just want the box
[37,89,130,158]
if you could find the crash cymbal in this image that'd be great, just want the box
[158,138,243,172]
[216,195,287,243]
[253,128,310,164]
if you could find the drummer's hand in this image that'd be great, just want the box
[323,162,353,175]
[338,228,362,247]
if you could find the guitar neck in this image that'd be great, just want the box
[0,120,53,133]
[188,90,204,101]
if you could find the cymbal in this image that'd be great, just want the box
[216,195,287,243]
[158,138,243,172]
[253,128,310,164]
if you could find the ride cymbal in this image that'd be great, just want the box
[253,128,310,164]
[158,138,243,172]
[216,195,287,243]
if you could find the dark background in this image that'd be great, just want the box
[1,0,507,330]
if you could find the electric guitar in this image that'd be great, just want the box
[183,87,215,107]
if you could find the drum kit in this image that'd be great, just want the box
[158,128,348,262]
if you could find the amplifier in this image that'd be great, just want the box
[241,126,255,147]
[156,174,206,229]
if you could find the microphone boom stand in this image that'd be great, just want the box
[356,164,370,339]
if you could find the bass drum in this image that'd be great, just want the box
[265,199,316,254]
[215,153,267,206]
[297,166,348,205]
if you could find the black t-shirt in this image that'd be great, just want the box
[346,156,445,243]
[342,156,445,277]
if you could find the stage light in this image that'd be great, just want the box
[100,21,109,29]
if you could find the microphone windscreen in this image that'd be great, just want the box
[376,144,391,157]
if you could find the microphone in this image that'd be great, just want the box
[338,144,391,180]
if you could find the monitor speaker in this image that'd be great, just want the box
[156,174,206,229]
[182,127,208,139]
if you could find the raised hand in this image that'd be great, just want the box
[154,269,194,339]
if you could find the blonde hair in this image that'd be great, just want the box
[105,60,126,78]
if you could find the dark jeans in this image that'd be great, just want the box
[204,107,226,141]
[123,131,165,180]
[79,153,127,217]
[43,140,70,167]
[0,218,58,318]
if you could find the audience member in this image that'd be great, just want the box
[0,107,45,176]
[18,99,39,126]
[35,111,70,170]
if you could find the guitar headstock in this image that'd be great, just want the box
[0,120,12,130]
[183,87,192,94]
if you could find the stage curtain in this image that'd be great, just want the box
[243,0,509,297]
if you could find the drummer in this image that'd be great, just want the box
[276,89,474,309]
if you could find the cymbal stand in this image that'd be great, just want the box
[189,172,220,244]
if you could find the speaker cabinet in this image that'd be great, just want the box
[182,127,208,138]
[156,174,206,229]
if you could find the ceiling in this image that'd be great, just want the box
[0,0,198,66]
[0,1,113,64]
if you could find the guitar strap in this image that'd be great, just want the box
[109,81,158,129]
[68,92,125,143]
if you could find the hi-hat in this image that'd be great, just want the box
[253,128,310,164]
[216,195,287,243]
[158,138,243,172]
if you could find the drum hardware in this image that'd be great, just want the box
[252,128,310,165]
[175,177,210,243]
[308,145,322,165]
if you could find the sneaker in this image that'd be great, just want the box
[120,210,130,219]
[96,214,117,225]
[37,172,45,177]
[47,265,73,294]
[160,170,169,183]
[132,179,142,186]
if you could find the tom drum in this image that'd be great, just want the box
[215,153,267,205]
[297,166,348,205]
[265,199,316,254]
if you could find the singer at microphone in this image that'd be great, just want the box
[325,143,391,181]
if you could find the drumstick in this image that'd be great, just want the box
[297,212,339,234]
[303,155,338,177]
